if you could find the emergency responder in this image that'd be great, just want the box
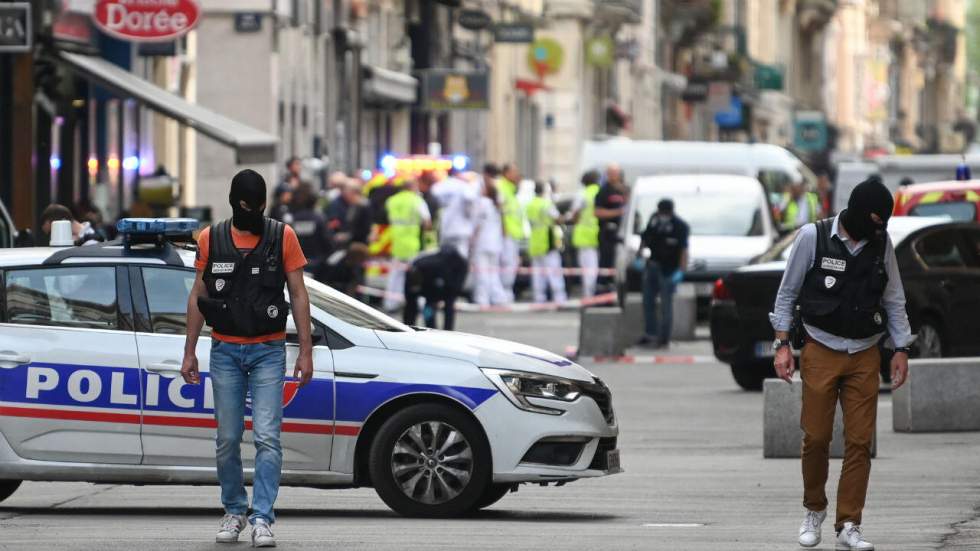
[403,245,468,330]
[525,181,567,304]
[180,169,314,548]
[472,182,509,306]
[594,163,628,290]
[40,203,102,246]
[638,199,689,348]
[418,170,442,251]
[288,183,333,280]
[497,163,525,302]
[770,176,912,550]
[781,178,821,232]
[383,177,432,311]
[432,168,479,258]
[568,170,602,298]
[326,179,371,249]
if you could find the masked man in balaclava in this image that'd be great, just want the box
[181,169,314,547]
[769,176,913,550]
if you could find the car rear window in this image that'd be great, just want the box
[4,267,118,329]
[909,201,976,222]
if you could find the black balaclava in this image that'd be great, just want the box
[229,169,267,234]
[840,176,893,242]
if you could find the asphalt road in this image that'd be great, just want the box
[0,311,978,550]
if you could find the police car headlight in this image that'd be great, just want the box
[480,368,582,415]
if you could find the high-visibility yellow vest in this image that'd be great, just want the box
[386,189,423,260]
[782,192,820,230]
[525,196,555,258]
[498,177,526,240]
[572,183,600,249]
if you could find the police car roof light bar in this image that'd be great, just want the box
[116,218,198,247]
[43,218,197,267]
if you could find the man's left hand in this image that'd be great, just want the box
[890,351,909,390]
[294,353,314,387]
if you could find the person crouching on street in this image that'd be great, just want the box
[403,245,468,330]
[181,169,315,547]
[770,176,913,550]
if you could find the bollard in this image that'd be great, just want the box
[620,294,645,349]
[893,358,980,432]
[671,283,696,341]
[763,379,877,458]
[578,306,625,357]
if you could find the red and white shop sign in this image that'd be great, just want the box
[93,0,200,42]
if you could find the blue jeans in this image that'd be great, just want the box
[210,339,286,524]
[642,263,675,344]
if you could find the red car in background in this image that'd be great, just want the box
[894,180,980,221]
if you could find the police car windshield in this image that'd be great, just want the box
[305,278,409,332]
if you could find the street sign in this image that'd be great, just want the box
[794,111,828,152]
[419,70,489,110]
[457,9,492,31]
[585,36,614,68]
[234,13,263,33]
[494,23,534,43]
[0,3,32,53]
[93,0,201,43]
[715,96,745,129]
[754,63,783,90]
[528,38,563,78]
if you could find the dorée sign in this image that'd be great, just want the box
[93,0,201,43]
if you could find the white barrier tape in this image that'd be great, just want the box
[564,350,717,365]
[355,285,617,312]
[363,260,616,277]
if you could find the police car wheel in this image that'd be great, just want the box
[0,480,21,503]
[369,403,491,518]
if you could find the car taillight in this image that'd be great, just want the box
[712,278,732,301]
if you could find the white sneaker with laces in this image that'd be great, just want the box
[798,509,826,547]
[215,513,247,543]
[836,522,874,550]
[251,518,276,548]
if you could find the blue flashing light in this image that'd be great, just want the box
[117,218,198,236]
[360,169,373,180]
[452,155,469,171]
[122,156,140,171]
[380,154,397,170]
[49,156,62,170]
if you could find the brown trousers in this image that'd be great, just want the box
[800,340,879,531]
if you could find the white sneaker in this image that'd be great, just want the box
[251,519,276,548]
[798,509,826,547]
[836,522,874,550]
[215,513,247,543]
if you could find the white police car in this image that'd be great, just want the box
[0,219,619,517]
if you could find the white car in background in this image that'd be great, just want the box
[617,174,778,305]
[0,221,620,518]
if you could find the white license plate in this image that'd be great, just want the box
[755,341,775,357]
[606,449,621,471]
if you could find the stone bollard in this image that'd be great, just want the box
[620,294,645,349]
[763,379,877,458]
[578,306,625,357]
[671,283,696,341]
[893,358,980,432]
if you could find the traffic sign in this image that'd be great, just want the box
[0,3,31,53]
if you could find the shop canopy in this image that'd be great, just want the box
[59,51,278,164]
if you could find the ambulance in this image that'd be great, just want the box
[0,219,619,517]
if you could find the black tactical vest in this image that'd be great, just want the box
[197,218,288,337]
[799,218,889,339]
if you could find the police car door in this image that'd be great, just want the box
[0,265,143,464]
[133,267,334,471]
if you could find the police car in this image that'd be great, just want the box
[0,219,619,517]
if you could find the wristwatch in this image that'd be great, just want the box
[772,338,791,352]
[894,346,911,355]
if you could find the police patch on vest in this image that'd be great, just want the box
[267,305,279,319]
[212,262,235,274]
[824,276,836,289]
[215,279,226,292]
[251,267,260,275]
[874,312,883,325]
[820,257,846,272]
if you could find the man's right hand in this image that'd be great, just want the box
[774,345,795,382]
[181,354,200,385]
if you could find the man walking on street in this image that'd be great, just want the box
[525,181,567,304]
[181,169,315,547]
[638,199,688,348]
[568,170,602,298]
[770,176,913,550]
[594,163,628,291]
[497,164,525,302]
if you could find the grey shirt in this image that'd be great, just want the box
[769,214,914,353]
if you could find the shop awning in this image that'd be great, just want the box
[362,65,418,106]
[59,51,278,164]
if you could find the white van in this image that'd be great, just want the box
[579,139,816,204]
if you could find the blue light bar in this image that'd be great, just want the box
[117,218,199,236]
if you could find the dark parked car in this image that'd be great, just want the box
[710,216,980,390]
